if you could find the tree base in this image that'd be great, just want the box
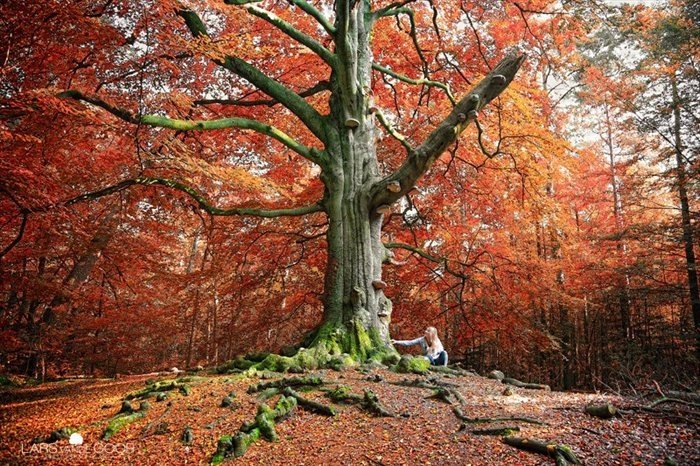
[220,320,400,374]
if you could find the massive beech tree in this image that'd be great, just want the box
[45,1,523,364]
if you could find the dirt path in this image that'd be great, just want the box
[0,369,697,465]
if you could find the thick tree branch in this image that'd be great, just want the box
[58,90,323,166]
[374,0,417,18]
[288,0,335,36]
[25,177,324,218]
[193,80,330,107]
[244,5,335,66]
[371,53,525,208]
[374,108,413,152]
[176,7,328,142]
[372,63,456,105]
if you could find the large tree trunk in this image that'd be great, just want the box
[317,1,392,352]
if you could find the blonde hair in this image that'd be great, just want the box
[424,327,439,347]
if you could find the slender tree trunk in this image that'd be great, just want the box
[603,103,632,340]
[671,76,700,358]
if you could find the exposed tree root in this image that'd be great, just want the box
[181,426,194,444]
[428,366,475,377]
[453,407,547,425]
[391,377,465,405]
[124,378,193,400]
[323,385,394,417]
[646,397,700,410]
[394,355,430,374]
[282,387,337,416]
[103,401,150,440]
[247,376,324,394]
[235,322,400,374]
[33,427,76,444]
[363,389,395,417]
[326,385,364,404]
[502,377,550,391]
[503,436,581,465]
[469,426,520,436]
[426,387,455,404]
[212,395,297,463]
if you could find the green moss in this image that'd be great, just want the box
[245,352,271,362]
[255,405,278,441]
[211,435,233,464]
[273,394,297,416]
[176,375,208,383]
[103,411,146,440]
[216,357,256,373]
[394,355,430,374]
[233,429,260,458]
[328,353,357,371]
[179,385,192,396]
[226,322,394,375]
[125,380,179,400]
[294,348,319,370]
[328,385,350,401]
[256,354,291,372]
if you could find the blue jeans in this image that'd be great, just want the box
[428,351,448,366]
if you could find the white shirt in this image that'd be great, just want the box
[393,336,444,359]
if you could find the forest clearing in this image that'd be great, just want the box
[1,364,698,465]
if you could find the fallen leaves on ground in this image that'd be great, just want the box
[0,368,697,465]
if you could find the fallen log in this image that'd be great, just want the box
[503,436,581,465]
[585,403,618,419]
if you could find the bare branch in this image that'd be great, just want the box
[384,242,469,280]
[193,81,330,107]
[374,0,417,18]
[374,108,413,152]
[372,62,456,105]
[26,177,325,218]
[371,53,525,208]
[0,212,27,260]
[58,90,324,166]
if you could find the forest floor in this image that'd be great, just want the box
[0,365,698,466]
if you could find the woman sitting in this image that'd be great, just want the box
[391,326,448,366]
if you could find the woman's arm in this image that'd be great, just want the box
[392,336,425,347]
